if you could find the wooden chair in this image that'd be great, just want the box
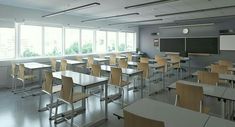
[155,55,162,62]
[118,59,128,68]
[16,64,35,91]
[124,110,165,127]
[137,62,152,93]
[170,55,182,78]
[55,76,90,127]
[110,54,116,66]
[50,58,57,72]
[38,71,61,119]
[91,64,101,77]
[197,71,219,86]
[60,59,67,71]
[76,56,83,62]
[211,64,228,74]
[175,82,208,113]
[109,67,130,107]
[218,60,233,68]
[140,57,149,63]
[87,56,94,68]
[127,53,132,62]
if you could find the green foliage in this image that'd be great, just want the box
[23,49,39,57]
[118,43,125,51]
[46,48,61,56]
[82,43,92,53]
[65,42,79,55]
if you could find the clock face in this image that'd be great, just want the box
[183,28,189,34]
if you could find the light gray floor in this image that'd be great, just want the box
[0,67,233,127]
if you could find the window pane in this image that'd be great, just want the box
[81,29,93,53]
[20,25,42,57]
[127,33,134,51]
[44,27,62,56]
[96,31,106,53]
[107,31,117,52]
[0,28,15,59]
[65,28,80,55]
[118,32,126,51]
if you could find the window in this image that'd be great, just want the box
[126,33,135,51]
[65,28,80,55]
[0,28,15,59]
[118,32,126,51]
[107,31,117,52]
[81,29,94,53]
[20,25,42,57]
[44,27,62,56]
[96,31,106,53]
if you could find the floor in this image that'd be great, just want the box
[0,66,233,127]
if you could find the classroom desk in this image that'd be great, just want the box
[123,98,210,127]
[100,65,144,98]
[56,59,85,70]
[192,71,235,82]
[104,55,127,60]
[205,116,235,127]
[82,57,109,64]
[52,70,109,126]
[16,62,51,97]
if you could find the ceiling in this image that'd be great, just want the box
[0,0,235,26]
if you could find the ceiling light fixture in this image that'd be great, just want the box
[109,19,163,26]
[81,13,140,22]
[125,0,179,9]
[159,23,214,29]
[155,5,235,17]
[42,2,100,18]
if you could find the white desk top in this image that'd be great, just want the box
[83,57,109,62]
[56,59,85,65]
[53,71,108,87]
[127,61,164,69]
[101,65,142,76]
[105,56,126,59]
[168,80,226,98]
[18,62,51,70]
[124,98,209,127]
[222,87,235,101]
[205,116,235,127]
[192,71,235,81]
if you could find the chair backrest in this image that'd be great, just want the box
[124,110,165,127]
[76,56,83,62]
[137,62,149,79]
[91,64,101,77]
[218,60,232,68]
[18,64,25,79]
[157,58,167,72]
[87,56,94,68]
[42,71,53,94]
[50,58,57,71]
[60,75,74,103]
[170,55,181,68]
[197,71,219,85]
[60,59,67,71]
[175,82,203,112]
[155,55,162,62]
[127,53,132,62]
[118,59,128,68]
[110,54,116,65]
[140,57,149,63]
[109,67,122,86]
[211,64,228,74]
[11,63,16,76]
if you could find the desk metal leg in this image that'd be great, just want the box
[82,87,86,109]
[188,59,191,76]
[141,73,143,98]
[222,99,225,118]
[105,82,108,119]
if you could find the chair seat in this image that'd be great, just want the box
[52,85,62,93]
[24,75,35,80]
[120,80,131,87]
[71,92,90,103]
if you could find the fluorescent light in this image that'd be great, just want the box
[159,23,214,29]
[81,13,140,22]
[109,19,163,26]
[155,5,235,17]
[42,2,100,18]
[125,0,179,9]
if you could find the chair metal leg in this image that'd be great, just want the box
[121,88,124,108]
[54,100,59,123]
[71,104,74,127]
[38,93,42,111]
[49,95,53,119]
